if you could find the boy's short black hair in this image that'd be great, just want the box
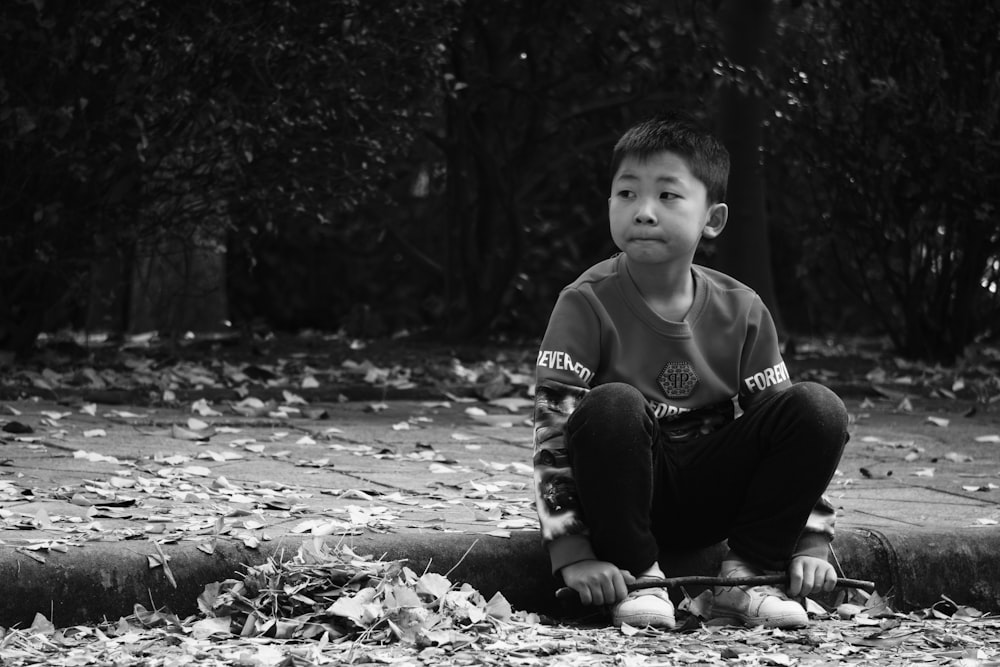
[610,111,730,204]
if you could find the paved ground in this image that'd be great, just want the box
[1,387,1000,628]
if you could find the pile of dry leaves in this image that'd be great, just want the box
[1,538,999,666]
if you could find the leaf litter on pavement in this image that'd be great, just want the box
[3,334,1000,662]
[0,340,541,556]
[0,399,538,554]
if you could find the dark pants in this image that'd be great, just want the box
[564,382,847,574]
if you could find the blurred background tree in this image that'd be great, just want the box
[713,0,784,332]
[1,0,997,363]
[768,0,1000,361]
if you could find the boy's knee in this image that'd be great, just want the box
[582,382,647,414]
[569,382,650,436]
[785,381,849,441]
[794,381,846,415]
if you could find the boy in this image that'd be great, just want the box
[532,111,848,630]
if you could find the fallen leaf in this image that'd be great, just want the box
[962,483,999,492]
[443,392,478,403]
[171,425,211,442]
[619,622,641,636]
[231,397,275,417]
[340,489,375,500]
[191,399,222,417]
[28,613,55,635]
[416,572,452,600]
[16,548,46,563]
[328,587,379,627]
[190,616,232,639]
[187,417,210,430]
[838,603,866,619]
[2,421,34,434]
[282,390,308,405]
[147,544,177,588]
[485,592,512,619]
[156,453,191,466]
[107,410,143,418]
[488,397,534,412]
[198,450,243,462]
[73,450,123,464]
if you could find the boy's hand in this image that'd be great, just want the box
[787,555,837,597]
[560,559,635,606]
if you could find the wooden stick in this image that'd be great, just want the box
[555,574,876,601]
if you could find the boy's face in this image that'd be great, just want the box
[608,151,727,267]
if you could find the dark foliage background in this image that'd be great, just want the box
[1,0,997,362]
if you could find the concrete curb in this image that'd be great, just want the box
[0,533,553,628]
[831,527,1000,612]
[2,527,998,628]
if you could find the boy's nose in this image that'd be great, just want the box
[634,200,657,224]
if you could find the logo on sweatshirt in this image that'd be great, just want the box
[658,362,698,398]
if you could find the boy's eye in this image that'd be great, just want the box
[660,192,679,200]
[616,190,635,199]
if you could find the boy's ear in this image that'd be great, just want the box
[701,203,728,239]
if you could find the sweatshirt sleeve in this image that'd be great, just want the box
[737,297,792,410]
[794,495,837,559]
[532,289,602,573]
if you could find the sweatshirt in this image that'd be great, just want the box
[532,254,836,573]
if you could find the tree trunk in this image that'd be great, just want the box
[128,221,229,337]
[714,0,785,336]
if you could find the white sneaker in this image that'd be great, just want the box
[611,579,675,629]
[710,560,808,628]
